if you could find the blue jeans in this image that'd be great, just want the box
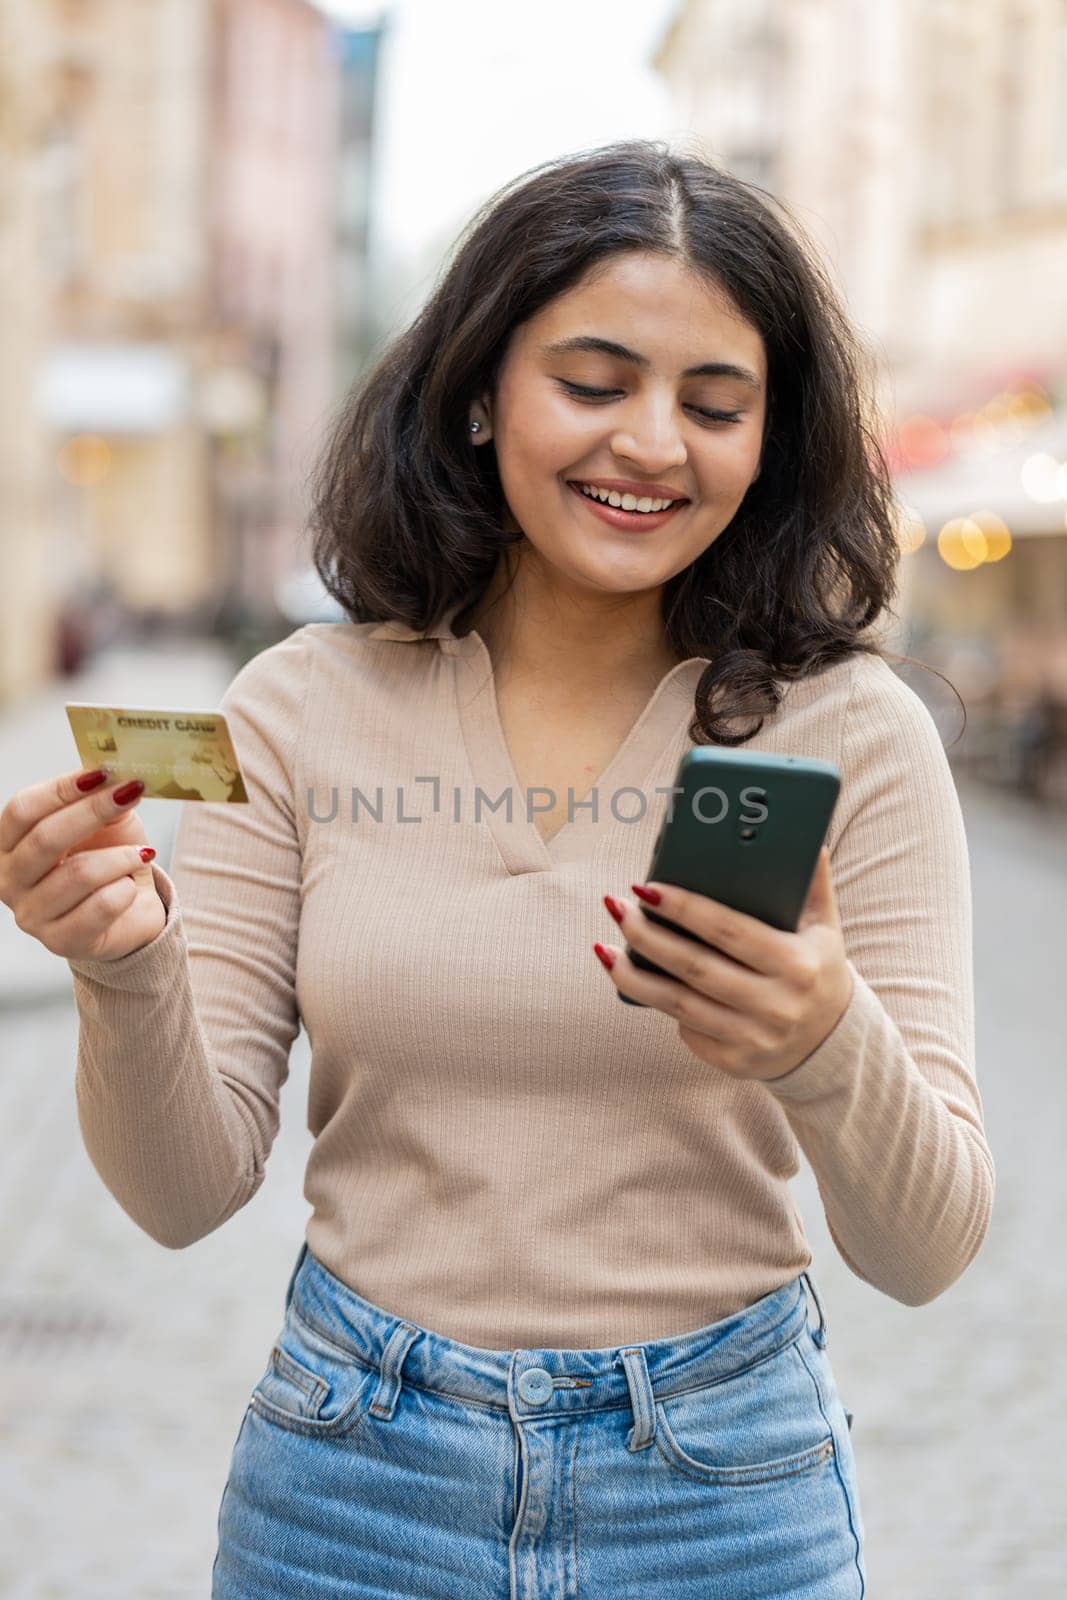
[212,1242,866,1597]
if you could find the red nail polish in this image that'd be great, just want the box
[593,943,616,971]
[603,894,624,926]
[631,883,661,906]
[76,769,108,792]
[139,847,156,863]
[113,780,145,806]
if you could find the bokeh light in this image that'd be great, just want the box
[950,411,998,453]
[1010,383,1052,425]
[1021,453,1063,503]
[56,433,112,487]
[938,516,987,570]
[970,509,1012,562]
[895,414,950,469]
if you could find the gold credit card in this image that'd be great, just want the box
[65,703,249,802]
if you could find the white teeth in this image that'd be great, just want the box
[575,483,679,513]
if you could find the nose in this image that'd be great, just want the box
[609,400,688,474]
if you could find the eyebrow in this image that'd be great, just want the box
[539,335,763,390]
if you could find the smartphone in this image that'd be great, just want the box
[618,748,841,1007]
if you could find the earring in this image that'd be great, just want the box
[470,421,481,434]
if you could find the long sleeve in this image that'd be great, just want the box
[761,653,995,1306]
[65,627,311,1249]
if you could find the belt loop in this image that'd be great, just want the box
[801,1269,828,1349]
[367,1321,420,1423]
[614,1347,657,1452]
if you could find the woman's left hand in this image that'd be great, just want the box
[597,846,854,1083]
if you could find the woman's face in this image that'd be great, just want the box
[481,252,768,602]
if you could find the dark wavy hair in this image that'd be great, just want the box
[307,137,961,746]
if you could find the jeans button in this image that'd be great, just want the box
[517,1367,554,1405]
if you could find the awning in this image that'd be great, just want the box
[34,343,189,433]
[893,408,1067,538]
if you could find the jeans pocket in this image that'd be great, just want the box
[249,1301,378,1440]
[653,1333,835,1487]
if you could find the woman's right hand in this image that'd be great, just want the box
[0,769,167,962]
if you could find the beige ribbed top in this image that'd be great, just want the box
[67,609,994,1349]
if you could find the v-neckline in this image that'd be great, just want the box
[439,619,711,875]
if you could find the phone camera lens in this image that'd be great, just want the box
[739,826,756,841]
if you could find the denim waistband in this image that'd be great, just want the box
[282,1241,827,1422]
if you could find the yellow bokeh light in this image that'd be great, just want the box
[958,517,987,560]
[970,508,1012,561]
[950,412,997,452]
[981,394,1024,442]
[1011,384,1052,425]
[57,434,112,487]
[938,517,986,569]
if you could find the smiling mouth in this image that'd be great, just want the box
[565,479,689,530]
[567,480,688,511]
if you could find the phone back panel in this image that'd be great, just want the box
[622,748,841,1000]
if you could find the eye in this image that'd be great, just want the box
[556,380,743,425]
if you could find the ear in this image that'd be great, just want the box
[470,397,493,440]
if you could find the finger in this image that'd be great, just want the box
[602,944,738,1040]
[2,772,144,892]
[614,897,766,1010]
[34,873,140,957]
[20,843,155,930]
[798,846,838,929]
[629,881,786,977]
[1,769,109,855]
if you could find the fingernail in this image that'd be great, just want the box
[76,769,108,792]
[139,847,156,863]
[603,895,625,926]
[631,883,661,906]
[593,943,616,971]
[113,780,145,806]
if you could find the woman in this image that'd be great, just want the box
[2,140,994,1597]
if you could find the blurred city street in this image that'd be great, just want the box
[0,640,1064,1598]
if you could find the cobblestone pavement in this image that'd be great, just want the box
[0,653,1064,1595]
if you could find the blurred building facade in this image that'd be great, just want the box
[207,0,342,630]
[29,0,215,666]
[654,0,1067,799]
[0,0,382,707]
[0,0,59,700]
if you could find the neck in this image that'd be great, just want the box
[463,547,685,698]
